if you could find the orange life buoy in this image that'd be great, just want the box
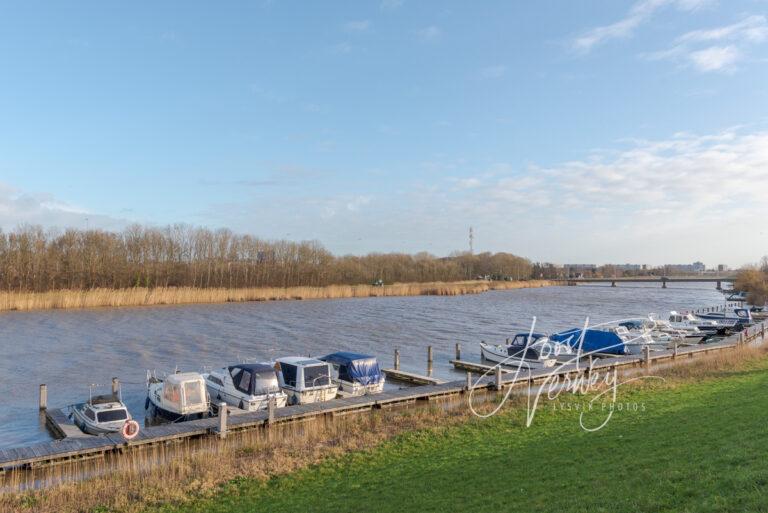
[122,420,140,440]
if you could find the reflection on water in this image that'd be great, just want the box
[0,283,725,448]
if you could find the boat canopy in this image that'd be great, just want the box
[321,352,383,385]
[510,333,547,346]
[550,328,627,356]
[164,373,207,409]
[227,363,281,396]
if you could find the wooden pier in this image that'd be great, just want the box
[382,368,445,385]
[1,320,764,473]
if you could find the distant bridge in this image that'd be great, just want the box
[556,276,737,289]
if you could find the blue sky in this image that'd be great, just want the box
[1,0,767,266]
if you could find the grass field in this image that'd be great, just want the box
[153,355,768,513]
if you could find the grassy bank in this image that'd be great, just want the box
[3,344,767,513]
[0,280,554,312]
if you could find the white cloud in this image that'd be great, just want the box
[480,65,507,79]
[416,26,441,41]
[344,20,370,33]
[572,0,714,53]
[0,182,126,231]
[688,45,741,71]
[645,15,767,72]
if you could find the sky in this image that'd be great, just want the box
[1,0,767,267]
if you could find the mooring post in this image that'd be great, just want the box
[218,402,228,439]
[111,377,119,396]
[465,371,472,391]
[427,345,433,365]
[762,323,765,340]
[644,346,651,370]
[455,342,461,360]
[394,349,400,370]
[495,365,503,390]
[673,342,678,359]
[39,384,47,410]
[268,396,275,425]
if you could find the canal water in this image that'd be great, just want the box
[0,283,726,449]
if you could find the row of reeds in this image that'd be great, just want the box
[0,280,555,312]
[2,342,766,512]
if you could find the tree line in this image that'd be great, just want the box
[0,225,534,292]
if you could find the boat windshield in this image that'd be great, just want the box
[183,381,205,407]
[303,365,330,388]
[97,409,128,423]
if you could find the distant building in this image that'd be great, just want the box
[615,264,642,272]
[664,262,706,274]
[718,264,729,272]
[563,264,597,278]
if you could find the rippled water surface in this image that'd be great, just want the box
[0,283,726,448]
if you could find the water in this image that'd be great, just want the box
[0,283,725,449]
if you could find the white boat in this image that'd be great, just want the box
[620,318,705,344]
[145,372,210,423]
[70,389,135,436]
[479,333,570,368]
[320,352,385,397]
[643,315,707,343]
[668,311,733,333]
[596,326,662,355]
[275,357,339,405]
[203,363,287,411]
[697,307,753,326]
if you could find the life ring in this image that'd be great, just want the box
[121,420,140,440]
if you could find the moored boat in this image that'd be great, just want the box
[145,372,210,424]
[70,387,137,437]
[479,333,571,368]
[204,362,288,411]
[320,352,385,397]
[275,357,339,405]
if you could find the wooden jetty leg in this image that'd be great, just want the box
[455,342,461,360]
[495,366,503,390]
[268,396,275,425]
[394,349,400,371]
[218,402,228,439]
[427,345,433,377]
[644,346,651,370]
[39,384,47,411]
[673,342,678,359]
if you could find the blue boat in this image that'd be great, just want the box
[320,352,385,397]
[550,328,628,356]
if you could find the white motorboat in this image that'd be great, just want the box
[596,326,663,355]
[620,319,704,344]
[275,357,339,405]
[204,362,287,411]
[479,333,571,368]
[146,371,210,423]
[668,311,733,333]
[644,315,707,343]
[697,307,753,326]
[70,387,137,436]
[320,352,385,397]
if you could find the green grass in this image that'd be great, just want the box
[155,361,768,513]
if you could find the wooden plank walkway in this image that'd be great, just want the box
[0,321,763,472]
[382,368,445,385]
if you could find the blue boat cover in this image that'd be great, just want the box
[550,328,627,355]
[321,352,383,385]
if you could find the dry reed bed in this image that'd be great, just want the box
[0,280,555,312]
[2,343,767,513]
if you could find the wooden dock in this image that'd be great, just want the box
[382,368,445,385]
[0,321,763,473]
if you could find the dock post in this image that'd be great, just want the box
[268,396,275,426]
[455,342,461,360]
[218,402,228,439]
[762,323,765,340]
[495,366,503,390]
[673,342,678,359]
[111,377,119,396]
[644,346,651,370]
[465,371,472,391]
[39,384,47,411]
[394,349,400,370]
[427,345,433,365]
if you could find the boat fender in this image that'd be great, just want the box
[122,420,140,440]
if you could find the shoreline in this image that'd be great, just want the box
[0,279,556,313]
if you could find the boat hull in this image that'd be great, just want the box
[145,395,209,425]
[283,385,339,405]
